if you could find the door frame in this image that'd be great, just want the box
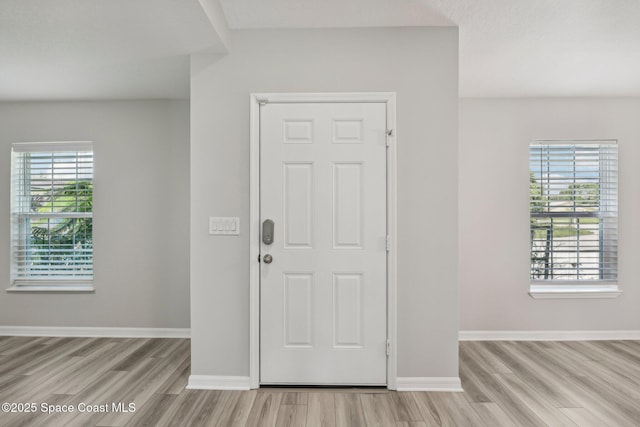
[249,92,397,389]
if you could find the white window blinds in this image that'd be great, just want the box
[11,142,94,285]
[529,140,617,282]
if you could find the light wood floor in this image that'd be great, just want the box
[1,337,639,426]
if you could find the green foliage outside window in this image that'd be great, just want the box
[28,181,93,273]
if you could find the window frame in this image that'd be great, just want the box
[528,139,620,299]
[7,141,94,293]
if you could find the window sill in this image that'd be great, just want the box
[6,285,95,293]
[529,283,621,299]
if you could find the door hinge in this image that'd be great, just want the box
[386,340,391,356]
[386,129,393,147]
[386,235,391,252]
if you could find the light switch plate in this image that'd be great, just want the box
[209,217,240,235]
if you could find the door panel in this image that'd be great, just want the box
[333,162,363,248]
[333,273,363,347]
[283,163,314,248]
[283,273,313,347]
[260,102,387,385]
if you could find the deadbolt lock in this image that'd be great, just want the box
[262,219,274,245]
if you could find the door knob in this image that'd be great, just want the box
[263,254,273,264]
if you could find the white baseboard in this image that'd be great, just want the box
[459,330,640,341]
[396,377,462,392]
[0,326,190,338]
[187,375,251,390]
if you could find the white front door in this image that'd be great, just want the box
[259,101,388,385]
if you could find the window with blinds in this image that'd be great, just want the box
[10,142,93,286]
[529,140,617,282]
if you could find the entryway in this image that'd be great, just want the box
[249,93,397,388]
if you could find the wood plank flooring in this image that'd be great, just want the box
[1,337,639,426]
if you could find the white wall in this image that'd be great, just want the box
[0,100,190,328]
[460,98,640,331]
[190,28,459,380]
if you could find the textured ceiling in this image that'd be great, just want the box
[1,0,639,99]
[220,0,452,28]
[221,0,640,97]
[437,0,640,97]
[0,0,225,100]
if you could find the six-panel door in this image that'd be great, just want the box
[260,102,388,385]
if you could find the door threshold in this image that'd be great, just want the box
[258,385,388,393]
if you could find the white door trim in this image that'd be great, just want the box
[249,92,397,389]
